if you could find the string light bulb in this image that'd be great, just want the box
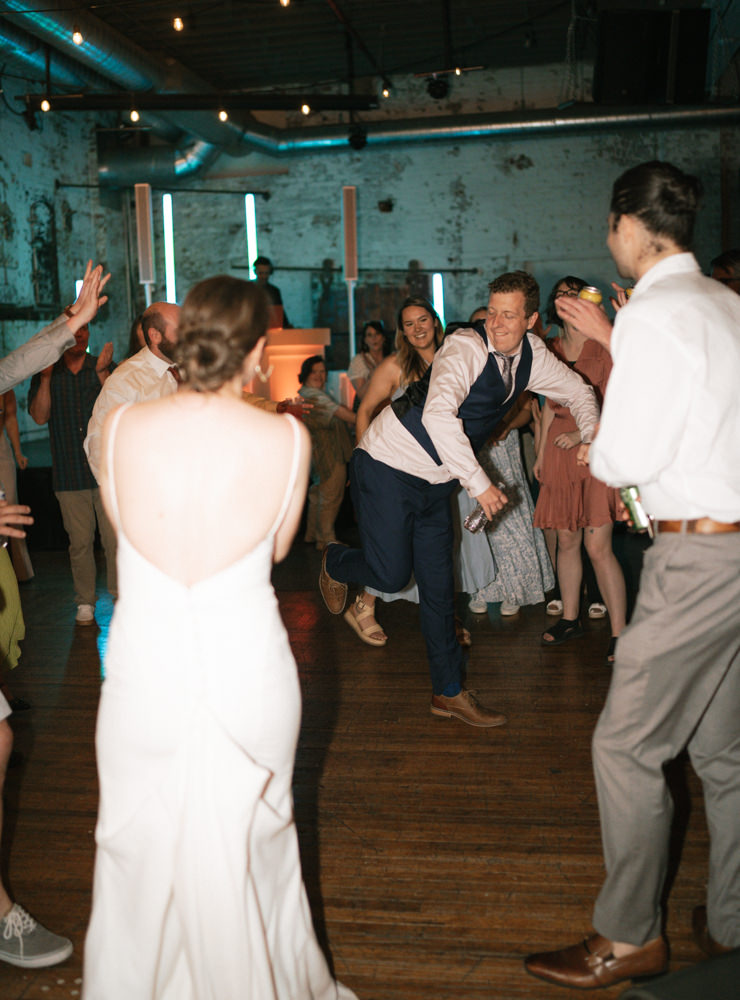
[72,25,83,45]
[381,85,390,98]
[173,16,184,31]
[301,103,310,115]
[218,109,228,122]
[279,0,290,7]
[130,108,140,123]
[40,98,50,112]
[454,67,462,76]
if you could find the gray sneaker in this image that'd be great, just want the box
[0,904,73,968]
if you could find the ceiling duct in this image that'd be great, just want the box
[1,4,738,184]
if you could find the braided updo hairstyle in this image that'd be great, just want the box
[172,276,271,392]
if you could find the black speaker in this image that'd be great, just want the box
[593,8,710,105]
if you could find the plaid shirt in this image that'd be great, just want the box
[29,354,113,492]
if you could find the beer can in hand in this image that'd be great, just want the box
[579,285,603,305]
[619,485,654,538]
[464,482,506,533]
[464,503,489,533]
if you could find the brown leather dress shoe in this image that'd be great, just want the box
[319,546,347,615]
[430,689,507,728]
[692,905,734,956]
[524,933,668,989]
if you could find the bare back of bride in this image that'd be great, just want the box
[82,276,358,1000]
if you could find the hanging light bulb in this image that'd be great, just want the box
[301,103,310,115]
[40,98,51,112]
[454,67,462,76]
[173,16,184,31]
[218,109,228,122]
[279,0,290,7]
[381,85,390,98]
[72,25,83,45]
[130,108,140,123]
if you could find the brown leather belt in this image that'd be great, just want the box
[655,518,740,535]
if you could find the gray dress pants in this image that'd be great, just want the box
[591,531,740,948]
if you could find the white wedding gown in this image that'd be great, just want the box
[83,408,357,1000]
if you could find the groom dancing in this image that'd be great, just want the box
[320,270,599,727]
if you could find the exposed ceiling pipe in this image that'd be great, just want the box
[0,16,112,90]
[0,18,207,172]
[0,3,249,151]
[231,103,740,155]
[2,4,738,183]
[97,140,219,188]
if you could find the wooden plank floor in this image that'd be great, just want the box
[2,543,712,1000]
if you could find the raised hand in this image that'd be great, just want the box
[67,261,112,330]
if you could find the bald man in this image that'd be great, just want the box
[84,302,181,482]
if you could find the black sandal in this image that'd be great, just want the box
[542,617,584,646]
[606,636,617,665]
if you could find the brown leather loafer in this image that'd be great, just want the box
[524,933,668,989]
[430,689,507,728]
[319,545,347,615]
[692,905,734,956]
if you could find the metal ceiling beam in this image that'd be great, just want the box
[21,91,380,113]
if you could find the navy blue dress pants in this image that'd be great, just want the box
[325,448,464,696]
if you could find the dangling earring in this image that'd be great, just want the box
[253,363,274,384]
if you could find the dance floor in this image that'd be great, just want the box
[2,543,712,999]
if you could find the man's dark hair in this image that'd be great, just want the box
[488,270,539,317]
[610,161,702,251]
[253,255,273,273]
[710,248,740,275]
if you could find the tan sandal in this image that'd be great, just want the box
[343,597,387,647]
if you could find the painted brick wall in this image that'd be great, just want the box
[0,108,128,441]
[165,125,724,336]
[0,99,733,447]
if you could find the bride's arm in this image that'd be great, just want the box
[273,420,311,563]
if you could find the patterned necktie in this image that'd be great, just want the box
[167,365,182,385]
[495,353,514,397]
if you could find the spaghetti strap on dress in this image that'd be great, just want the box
[83,408,357,1000]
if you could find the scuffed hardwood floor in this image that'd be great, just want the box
[1,545,712,1000]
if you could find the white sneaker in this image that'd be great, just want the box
[75,603,95,625]
[0,904,73,968]
[468,592,487,614]
[500,601,520,616]
[546,599,563,616]
[588,602,607,619]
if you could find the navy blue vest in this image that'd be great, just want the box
[391,322,533,465]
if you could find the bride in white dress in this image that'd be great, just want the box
[83,275,358,1000]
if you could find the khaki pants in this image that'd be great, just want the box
[56,489,117,606]
[304,463,346,546]
[592,532,740,948]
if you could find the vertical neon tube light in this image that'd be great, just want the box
[245,194,258,278]
[73,279,89,350]
[163,194,177,303]
[432,272,446,329]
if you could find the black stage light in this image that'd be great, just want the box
[427,75,449,100]
[348,124,367,150]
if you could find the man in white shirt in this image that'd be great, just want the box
[525,161,740,989]
[84,301,180,482]
[320,273,598,728]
